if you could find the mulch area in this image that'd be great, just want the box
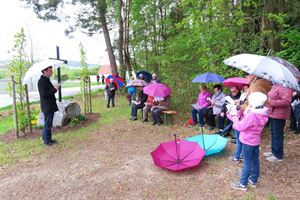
[0,113,100,143]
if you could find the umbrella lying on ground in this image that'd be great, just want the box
[185,128,228,156]
[192,72,225,83]
[143,83,171,97]
[151,135,205,172]
[137,71,152,83]
[126,79,148,87]
[224,54,300,91]
[23,59,65,85]
[105,74,124,88]
[223,77,250,89]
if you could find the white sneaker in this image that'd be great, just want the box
[263,152,273,157]
[266,155,283,162]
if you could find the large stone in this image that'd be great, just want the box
[37,100,81,127]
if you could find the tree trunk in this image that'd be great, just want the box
[124,0,132,73]
[118,0,125,80]
[97,0,118,75]
[261,0,283,52]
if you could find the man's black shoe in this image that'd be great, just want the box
[50,139,57,144]
[44,142,54,146]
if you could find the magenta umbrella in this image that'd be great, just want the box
[143,83,171,97]
[151,135,205,172]
[223,77,250,89]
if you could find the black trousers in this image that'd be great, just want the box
[107,95,115,107]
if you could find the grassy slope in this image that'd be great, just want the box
[0,93,129,165]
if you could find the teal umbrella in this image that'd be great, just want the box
[185,132,228,156]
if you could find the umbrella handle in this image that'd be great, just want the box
[199,126,206,150]
[174,134,180,161]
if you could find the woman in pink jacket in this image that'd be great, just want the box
[228,92,269,191]
[264,84,293,162]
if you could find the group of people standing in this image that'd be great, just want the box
[190,75,296,191]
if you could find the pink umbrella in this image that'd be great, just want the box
[151,135,205,172]
[143,83,171,97]
[223,77,250,89]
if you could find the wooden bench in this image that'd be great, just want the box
[162,110,177,126]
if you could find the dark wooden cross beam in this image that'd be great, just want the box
[49,46,68,102]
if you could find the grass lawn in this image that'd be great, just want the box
[0,92,128,165]
[0,115,14,135]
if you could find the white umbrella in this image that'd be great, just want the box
[22,59,65,85]
[224,54,300,91]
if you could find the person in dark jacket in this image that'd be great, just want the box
[130,86,148,120]
[217,86,241,137]
[38,66,60,146]
[105,78,117,108]
[101,74,105,84]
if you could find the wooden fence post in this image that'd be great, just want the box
[11,75,19,138]
[25,84,32,133]
[88,76,92,113]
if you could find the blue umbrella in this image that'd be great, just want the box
[192,72,225,83]
[137,71,152,83]
[185,133,228,156]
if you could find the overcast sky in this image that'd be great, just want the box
[0,0,111,64]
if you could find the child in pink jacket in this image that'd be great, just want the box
[227,92,269,191]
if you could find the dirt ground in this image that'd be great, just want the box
[0,116,299,200]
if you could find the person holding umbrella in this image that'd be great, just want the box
[228,92,269,191]
[105,78,117,108]
[38,66,60,146]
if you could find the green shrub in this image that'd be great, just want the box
[69,117,80,128]
[77,115,86,121]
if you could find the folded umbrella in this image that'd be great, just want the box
[151,135,205,172]
[192,72,225,83]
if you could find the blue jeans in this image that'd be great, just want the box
[43,112,54,144]
[219,121,233,136]
[270,118,286,159]
[217,114,226,129]
[131,103,144,117]
[191,108,207,126]
[240,143,260,186]
[234,130,242,160]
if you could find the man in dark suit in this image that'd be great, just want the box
[38,66,60,146]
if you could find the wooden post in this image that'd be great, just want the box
[25,84,32,133]
[83,78,87,114]
[88,76,92,113]
[11,76,19,138]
